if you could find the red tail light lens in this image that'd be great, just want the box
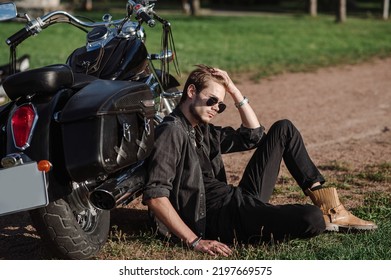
[11,104,37,150]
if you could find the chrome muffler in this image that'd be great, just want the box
[89,163,146,210]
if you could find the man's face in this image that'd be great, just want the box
[189,81,226,124]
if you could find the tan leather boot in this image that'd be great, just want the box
[306,187,377,232]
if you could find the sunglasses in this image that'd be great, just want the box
[205,96,226,114]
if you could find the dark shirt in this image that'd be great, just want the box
[193,127,231,210]
[143,108,264,238]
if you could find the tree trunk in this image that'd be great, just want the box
[384,0,390,20]
[182,0,200,16]
[336,0,346,23]
[192,0,201,15]
[83,0,92,11]
[310,0,317,17]
[71,0,92,11]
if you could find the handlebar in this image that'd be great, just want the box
[6,27,31,46]
[5,1,159,46]
[40,10,125,29]
[5,10,124,46]
[136,8,156,27]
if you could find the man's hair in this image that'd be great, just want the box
[179,64,228,105]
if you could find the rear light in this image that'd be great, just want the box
[11,104,37,150]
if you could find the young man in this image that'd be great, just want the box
[142,65,377,256]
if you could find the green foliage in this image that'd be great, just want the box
[0,22,85,66]
[1,13,391,79]
[319,161,391,191]
[318,160,351,172]
[358,163,391,183]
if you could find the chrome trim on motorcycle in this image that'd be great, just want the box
[86,26,115,52]
[89,163,146,210]
[162,91,183,99]
[140,99,155,108]
[68,181,101,232]
[144,117,151,136]
[40,11,125,30]
[149,50,174,62]
[123,122,132,142]
[1,153,24,168]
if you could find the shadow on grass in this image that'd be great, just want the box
[109,207,150,235]
[0,207,151,260]
[0,212,49,260]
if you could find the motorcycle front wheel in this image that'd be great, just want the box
[30,182,110,260]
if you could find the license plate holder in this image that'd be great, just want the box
[0,162,48,216]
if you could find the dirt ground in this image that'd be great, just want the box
[1,57,390,259]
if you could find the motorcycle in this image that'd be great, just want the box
[0,0,181,259]
[0,54,30,103]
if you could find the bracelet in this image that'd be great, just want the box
[189,236,202,249]
[235,96,249,108]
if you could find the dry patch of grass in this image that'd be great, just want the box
[95,161,391,260]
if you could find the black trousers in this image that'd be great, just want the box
[206,120,326,243]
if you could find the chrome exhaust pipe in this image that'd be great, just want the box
[89,163,146,210]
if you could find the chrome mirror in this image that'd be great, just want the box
[0,2,17,21]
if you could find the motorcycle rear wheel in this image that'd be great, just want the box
[30,182,110,259]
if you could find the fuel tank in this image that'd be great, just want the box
[67,28,150,81]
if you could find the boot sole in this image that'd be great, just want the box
[325,223,378,233]
[325,224,339,232]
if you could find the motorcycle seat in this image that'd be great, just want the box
[71,73,98,90]
[2,64,74,100]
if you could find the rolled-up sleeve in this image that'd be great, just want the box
[219,124,265,154]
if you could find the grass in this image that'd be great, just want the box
[1,10,390,259]
[95,161,391,260]
[1,12,391,80]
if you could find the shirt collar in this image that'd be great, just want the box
[172,107,194,131]
[172,107,204,146]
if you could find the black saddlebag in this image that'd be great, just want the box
[59,79,155,182]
